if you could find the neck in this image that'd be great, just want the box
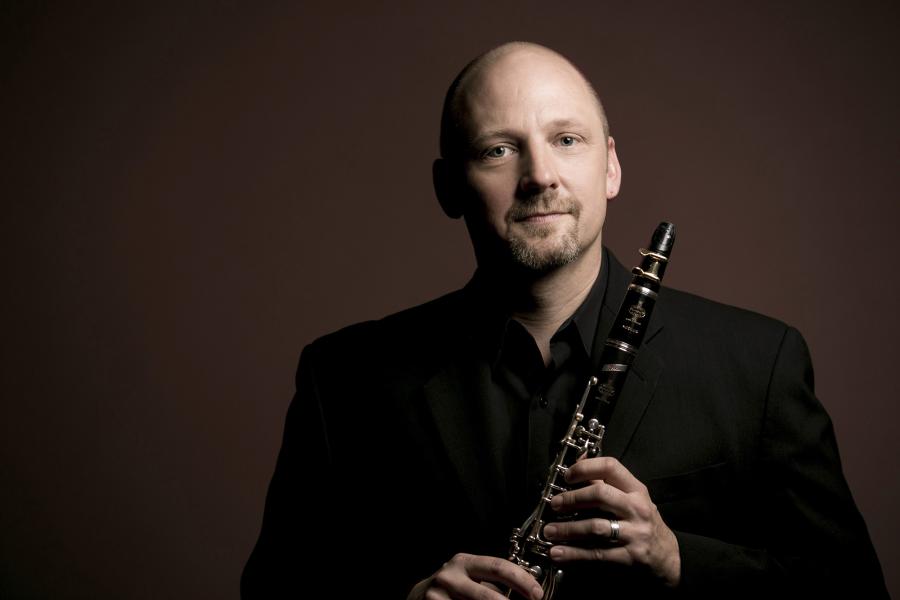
[482,245,603,365]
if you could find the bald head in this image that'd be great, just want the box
[439,42,609,159]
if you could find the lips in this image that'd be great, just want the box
[507,194,580,224]
[515,211,570,223]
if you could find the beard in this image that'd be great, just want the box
[508,224,580,271]
[505,192,582,271]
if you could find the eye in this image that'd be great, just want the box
[482,145,515,160]
[558,135,578,147]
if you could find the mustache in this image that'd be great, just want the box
[506,192,581,222]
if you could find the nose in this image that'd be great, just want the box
[518,143,559,195]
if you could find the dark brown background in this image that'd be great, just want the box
[2,1,897,598]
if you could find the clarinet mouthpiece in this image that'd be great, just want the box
[650,222,676,257]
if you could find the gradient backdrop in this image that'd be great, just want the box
[2,2,898,598]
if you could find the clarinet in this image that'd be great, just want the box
[506,222,676,600]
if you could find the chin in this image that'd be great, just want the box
[508,237,582,272]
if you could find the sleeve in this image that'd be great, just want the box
[673,327,888,598]
[240,343,333,598]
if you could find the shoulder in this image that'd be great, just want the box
[659,286,795,346]
[302,287,469,370]
[607,247,798,355]
[657,286,810,376]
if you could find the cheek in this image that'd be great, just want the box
[564,153,607,194]
[573,177,608,233]
[465,173,514,226]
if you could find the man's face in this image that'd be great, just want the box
[453,50,620,272]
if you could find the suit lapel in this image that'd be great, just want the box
[592,250,667,460]
[422,358,507,526]
[602,335,665,459]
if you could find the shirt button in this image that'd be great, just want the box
[539,395,549,408]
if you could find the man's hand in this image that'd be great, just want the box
[406,553,544,600]
[543,456,681,587]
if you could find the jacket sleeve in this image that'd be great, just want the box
[673,327,887,598]
[241,343,332,598]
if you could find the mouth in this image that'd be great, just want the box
[515,211,571,224]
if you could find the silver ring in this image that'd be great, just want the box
[608,519,620,543]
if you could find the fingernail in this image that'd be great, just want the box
[543,525,557,539]
[550,496,561,510]
[550,546,563,559]
[532,585,544,600]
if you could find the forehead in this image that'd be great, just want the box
[457,50,600,137]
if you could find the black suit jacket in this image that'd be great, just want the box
[242,250,887,598]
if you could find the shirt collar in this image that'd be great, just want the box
[464,247,611,366]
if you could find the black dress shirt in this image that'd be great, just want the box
[466,254,609,523]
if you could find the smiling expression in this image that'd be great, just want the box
[449,45,621,272]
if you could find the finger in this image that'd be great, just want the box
[550,478,630,515]
[565,457,645,494]
[432,565,508,600]
[422,586,450,600]
[464,556,543,600]
[543,518,627,543]
[548,544,632,565]
[441,578,510,600]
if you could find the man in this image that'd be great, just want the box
[242,43,887,598]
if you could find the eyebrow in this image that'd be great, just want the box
[470,118,589,147]
[470,130,512,149]
[547,118,586,130]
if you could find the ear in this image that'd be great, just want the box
[605,136,622,200]
[433,158,464,219]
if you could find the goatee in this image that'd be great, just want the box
[505,192,582,271]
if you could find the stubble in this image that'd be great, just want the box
[505,192,582,271]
